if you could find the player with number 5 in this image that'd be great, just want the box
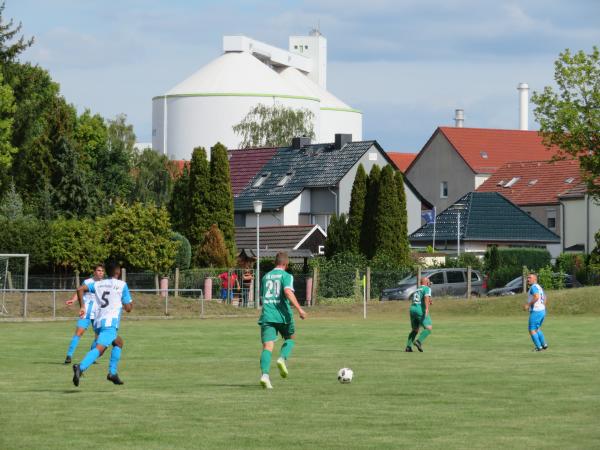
[258,252,307,389]
[72,262,133,387]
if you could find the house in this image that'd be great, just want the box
[559,184,600,254]
[231,134,432,233]
[235,224,327,258]
[476,159,581,257]
[409,192,560,254]
[387,152,417,173]
[405,127,560,212]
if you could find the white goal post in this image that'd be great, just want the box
[0,253,29,316]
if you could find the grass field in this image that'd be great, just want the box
[1,293,600,449]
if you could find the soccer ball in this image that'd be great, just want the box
[337,368,354,384]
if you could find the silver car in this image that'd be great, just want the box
[380,268,486,300]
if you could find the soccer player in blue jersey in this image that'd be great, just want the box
[72,263,133,386]
[63,264,105,364]
[523,273,548,351]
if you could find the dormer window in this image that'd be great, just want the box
[252,173,269,188]
[497,180,505,187]
[277,171,294,187]
[564,177,575,184]
[480,151,488,159]
[528,179,538,186]
[504,177,520,188]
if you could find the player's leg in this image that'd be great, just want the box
[414,315,432,352]
[406,312,420,352]
[536,313,547,349]
[65,319,89,364]
[260,324,276,389]
[529,312,543,350]
[73,327,115,386]
[277,323,296,378]
[107,336,125,385]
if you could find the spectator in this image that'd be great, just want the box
[218,271,240,302]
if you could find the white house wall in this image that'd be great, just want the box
[474,174,490,189]
[562,199,587,251]
[245,211,284,227]
[283,193,303,225]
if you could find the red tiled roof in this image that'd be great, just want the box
[228,147,277,195]
[476,159,581,205]
[387,152,417,172]
[437,127,561,174]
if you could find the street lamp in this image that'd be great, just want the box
[253,200,263,309]
[452,203,467,257]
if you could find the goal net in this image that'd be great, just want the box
[0,254,29,316]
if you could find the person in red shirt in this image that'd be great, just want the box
[218,271,240,301]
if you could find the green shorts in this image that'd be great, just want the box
[260,321,295,343]
[410,311,432,330]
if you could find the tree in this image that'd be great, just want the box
[130,148,174,207]
[52,138,93,217]
[171,232,191,270]
[486,245,500,273]
[373,165,403,262]
[169,163,190,236]
[347,164,367,253]
[0,72,16,183]
[188,146,211,246]
[0,181,23,219]
[360,165,380,259]
[208,142,236,259]
[0,2,33,64]
[0,216,50,271]
[103,202,179,275]
[532,47,600,198]
[232,104,315,148]
[195,224,230,267]
[325,213,350,258]
[394,170,410,265]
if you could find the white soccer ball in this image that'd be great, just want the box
[337,368,354,384]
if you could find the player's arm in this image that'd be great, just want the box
[424,295,431,316]
[284,288,307,320]
[122,284,133,313]
[76,284,89,318]
[65,292,78,306]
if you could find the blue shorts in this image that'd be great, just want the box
[76,317,92,330]
[96,327,118,347]
[528,310,546,331]
[221,288,233,300]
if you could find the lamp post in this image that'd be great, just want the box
[253,200,263,309]
[452,203,467,257]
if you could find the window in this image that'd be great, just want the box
[368,152,378,161]
[471,271,480,282]
[152,128,157,137]
[446,271,465,283]
[546,209,557,229]
[496,180,505,187]
[440,182,448,198]
[547,217,556,229]
[565,177,575,184]
[277,171,293,186]
[528,179,538,186]
[504,177,520,188]
[429,272,444,285]
[294,45,298,49]
[252,173,269,188]
[480,151,488,159]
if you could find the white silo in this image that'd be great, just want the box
[278,67,362,142]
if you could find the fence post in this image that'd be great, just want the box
[467,266,472,299]
[52,290,56,320]
[355,269,360,303]
[227,268,232,304]
[7,270,12,290]
[154,273,159,295]
[312,266,319,305]
[366,267,371,303]
[22,291,27,319]
[75,270,80,288]
[121,268,127,283]
[306,277,313,306]
[165,289,169,316]
[174,268,180,298]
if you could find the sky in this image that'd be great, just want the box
[6,0,599,152]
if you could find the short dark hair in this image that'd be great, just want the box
[106,262,121,277]
[275,252,289,266]
[94,263,105,270]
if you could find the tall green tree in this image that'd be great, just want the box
[169,163,190,236]
[360,164,380,259]
[52,138,93,217]
[130,148,174,207]
[188,146,211,246]
[0,72,15,182]
[325,213,350,258]
[532,47,600,198]
[373,165,403,262]
[232,104,315,148]
[394,170,410,265]
[0,181,23,219]
[347,163,367,253]
[208,142,236,259]
[0,2,33,64]
[195,223,231,267]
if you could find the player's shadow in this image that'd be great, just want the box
[371,349,401,352]
[32,361,68,365]
[22,389,82,394]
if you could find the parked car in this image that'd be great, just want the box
[486,274,582,296]
[380,268,486,301]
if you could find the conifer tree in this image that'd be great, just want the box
[394,170,410,265]
[325,213,350,258]
[188,146,211,246]
[195,224,231,267]
[208,142,236,260]
[347,164,367,253]
[360,164,380,259]
[168,163,190,237]
[373,165,402,261]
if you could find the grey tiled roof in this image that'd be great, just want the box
[410,192,560,244]
[235,225,324,250]
[234,141,376,212]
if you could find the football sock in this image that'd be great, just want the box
[406,331,417,347]
[260,349,272,375]
[536,330,546,347]
[530,332,542,349]
[90,340,97,351]
[66,335,80,358]
[280,339,295,360]
[80,348,101,372]
[109,346,122,375]
[418,329,431,343]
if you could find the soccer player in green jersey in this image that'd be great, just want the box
[405,276,433,352]
[258,252,307,389]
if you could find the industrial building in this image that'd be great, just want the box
[152,31,362,159]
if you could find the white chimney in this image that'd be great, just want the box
[454,109,464,128]
[517,82,529,130]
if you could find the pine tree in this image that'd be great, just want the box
[325,213,350,258]
[168,163,190,236]
[347,164,367,253]
[0,2,34,64]
[52,138,92,217]
[208,142,236,260]
[188,146,211,246]
[373,165,402,261]
[195,224,231,267]
[360,165,380,259]
[394,170,410,265]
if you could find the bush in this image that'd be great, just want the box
[538,265,566,290]
[496,248,551,271]
[487,266,523,290]
[172,232,191,270]
[555,253,587,284]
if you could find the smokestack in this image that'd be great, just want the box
[454,109,464,128]
[517,82,529,130]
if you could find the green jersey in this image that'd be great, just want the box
[258,268,295,324]
[410,285,431,316]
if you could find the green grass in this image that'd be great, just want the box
[1,298,600,449]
